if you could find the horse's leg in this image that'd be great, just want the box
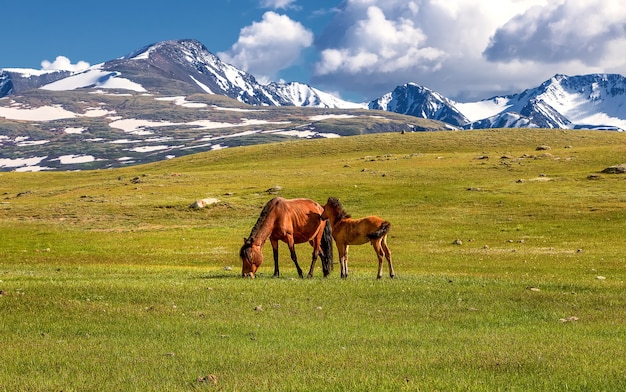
[307,239,319,278]
[270,238,280,277]
[372,239,384,279]
[287,238,304,278]
[382,235,394,278]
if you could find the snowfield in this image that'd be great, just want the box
[455,99,511,123]
[41,66,146,92]
[0,104,78,121]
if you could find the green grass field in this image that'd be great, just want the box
[1,129,625,391]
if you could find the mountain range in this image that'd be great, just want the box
[369,74,626,130]
[1,39,625,171]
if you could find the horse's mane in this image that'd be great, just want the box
[327,197,351,219]
[247,197,278,239]
[239,240,252,259]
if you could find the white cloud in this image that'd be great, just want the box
[260,0,296,9]
[484,0,626,65]
[309,0,626,102]
[218,11,313,82]
[315,4,444,76]
[41,56,90,72]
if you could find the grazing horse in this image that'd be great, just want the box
[321,197,394,279]
[240,197,333,278]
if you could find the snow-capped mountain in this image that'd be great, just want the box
[368,83,469,127]
[373,74,626,130]
[1,39,359,109]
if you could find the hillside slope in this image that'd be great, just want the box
[0,89,445,172]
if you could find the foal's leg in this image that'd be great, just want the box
[271,238,280,277]
[372,239,385,279]
[339,243,349,278]
[382,235,395,278]
[286,237,304,278]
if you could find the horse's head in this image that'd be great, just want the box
[240,237,263,278]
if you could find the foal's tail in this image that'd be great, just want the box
[320,221,334,276]
[366,221,391,240]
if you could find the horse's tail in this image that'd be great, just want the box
[320,220,334,276]
[366,221,391,240]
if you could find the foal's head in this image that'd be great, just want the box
[240,237,263,278]
[321,197,351,221]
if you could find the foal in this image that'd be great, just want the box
[321,197,394,279]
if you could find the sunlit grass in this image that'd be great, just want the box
[1,129,626,390]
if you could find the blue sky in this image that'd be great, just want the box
[4,0,626,102]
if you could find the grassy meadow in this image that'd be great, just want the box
[1,129,625,391]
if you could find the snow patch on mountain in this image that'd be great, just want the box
[54,154,96,164]
[127,45,155,61]
[308,114,357,121]
[265,82,366,109]
[0,156,48,170]
[155,96,209,108]
[41,65,146,92]
[0,103,78,121]
[189,75,213,94]
[576,113,626,130]
[109,119,179,134]
[455,98,510,122]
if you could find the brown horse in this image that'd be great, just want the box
[240,197,333,278]
[321,197,394,279]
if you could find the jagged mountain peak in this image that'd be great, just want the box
[124,39,208,59]
[369,83,469,127]
[98,38,260,99]
[125,39,229,75]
